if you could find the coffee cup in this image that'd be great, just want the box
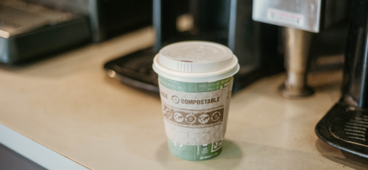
[152,41,239,161]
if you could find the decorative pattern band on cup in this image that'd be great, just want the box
[162,103,224,128]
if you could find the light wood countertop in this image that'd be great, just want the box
[0,27,367,170]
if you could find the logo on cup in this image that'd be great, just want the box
[185,114,196,124]
[171,95,180,104]
[174,112,184,122]
[211,141,222,152]
[211,111,221,121]
[198,114,210,124]
[165,109,173,119]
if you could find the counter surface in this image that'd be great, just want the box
[1,28,367,170]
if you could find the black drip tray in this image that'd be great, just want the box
[104,47,159,92]
[316,103,368,158]
[330,108,368,147]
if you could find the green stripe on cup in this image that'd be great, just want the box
[159,76,232,161]
[159,76,233,92]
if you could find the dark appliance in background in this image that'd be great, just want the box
[228,0,283,92]
[0,0,152,64]
[316,0,368,158]
[253,0,349,98]
[0,0,90,64]
[88,0,152,42]
[21,0,152,42]
[104,0,284,93]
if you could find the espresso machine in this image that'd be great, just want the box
[253,0,349,98]
[104,0,284,93]
[105,0,350,94]
[316,0,368,158]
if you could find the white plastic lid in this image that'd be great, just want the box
[152,41,239,82]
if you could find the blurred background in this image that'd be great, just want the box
[0,0,348,93]
[2,0,368,167]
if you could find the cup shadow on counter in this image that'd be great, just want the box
[315,139,368,169]
[155,140,243,170]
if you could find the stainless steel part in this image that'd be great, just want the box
[279,27,314,98]
[252,0,321,32]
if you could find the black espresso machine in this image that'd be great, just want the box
[316,0,368,158]
[250,0,368,159]
[104,0,304,93]
[104,0,347,94]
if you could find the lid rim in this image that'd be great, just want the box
[153,54,238,78]
[153,64,240,83]
[152,55,240,83]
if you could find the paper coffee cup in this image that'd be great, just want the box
[152,41,239,161]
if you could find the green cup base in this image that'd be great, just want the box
[168,139,222,161]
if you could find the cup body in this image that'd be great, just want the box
[158,75,233,161]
